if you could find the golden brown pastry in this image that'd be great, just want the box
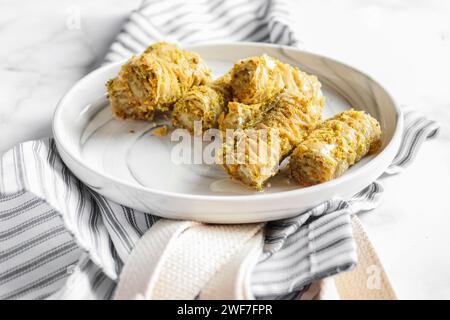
[230,54,324,106]
[288,109,382,186]
[218,100,273,132]
[172,73,232,134]
[230,55,285,104]
[219,92,323,190]
[106,42,212,120]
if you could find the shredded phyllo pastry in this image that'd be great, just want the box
[172,72,232,134]
[218,92,323,190]
[288,109,382,186]
[230,54,324,105]
[224,55,324,132]
[230,55,286,104]
[107,43,384,190]
[106,42,212,120]
[218,100,273,131]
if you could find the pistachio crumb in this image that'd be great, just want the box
[152,125,169,137]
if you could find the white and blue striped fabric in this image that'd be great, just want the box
[0,0,440,300]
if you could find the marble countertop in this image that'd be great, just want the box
[1,0,449,299]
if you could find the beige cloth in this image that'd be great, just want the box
[114,216,396,300]
[333,216,397,300]
[115,220,264,299]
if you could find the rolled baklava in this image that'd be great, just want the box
[288,109,382,186]
[172,73,232,134]
[106,42,212,120]
[219,92,323,190]
[230,54,325,107]
[218,100,273,132]
[230,55,285,104]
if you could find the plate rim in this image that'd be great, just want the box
[52,41,403,202]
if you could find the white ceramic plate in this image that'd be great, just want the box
[53,42,403,223]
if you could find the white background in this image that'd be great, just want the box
[0,0,449,299]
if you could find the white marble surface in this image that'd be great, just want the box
[0,0,449,299]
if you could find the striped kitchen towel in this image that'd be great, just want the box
[0,0,440,300]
